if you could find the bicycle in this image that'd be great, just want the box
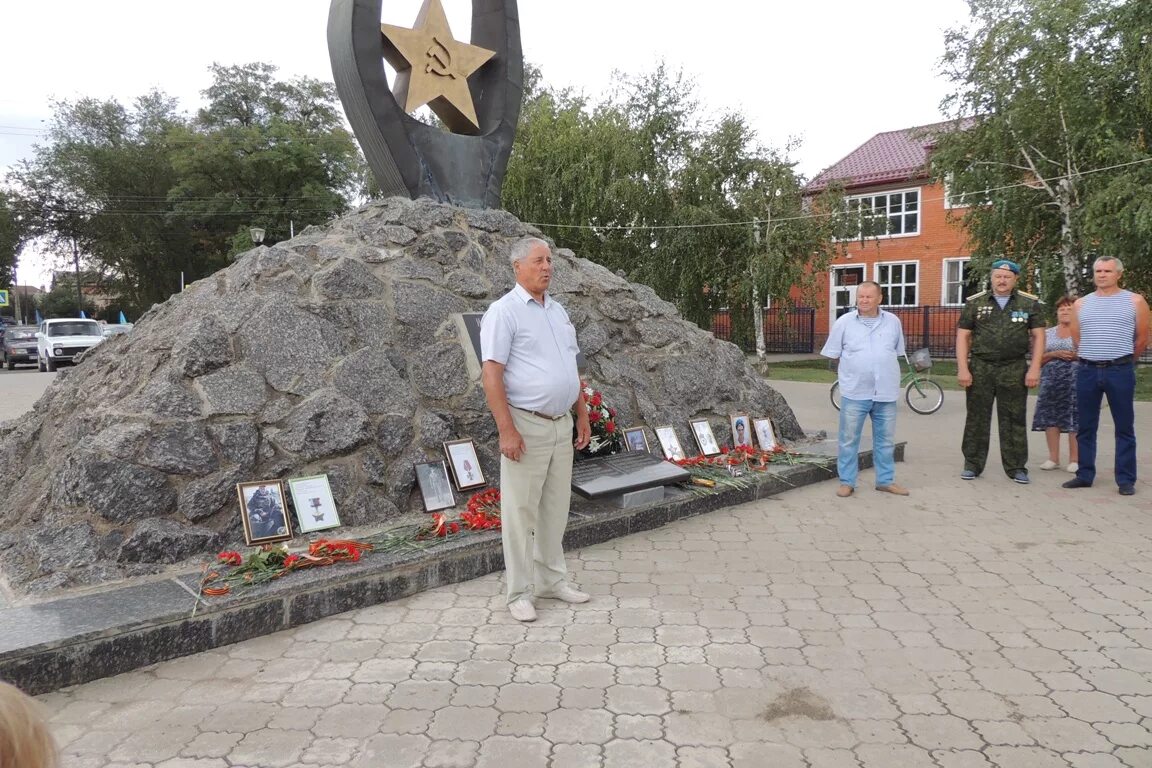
[830,348,944,415]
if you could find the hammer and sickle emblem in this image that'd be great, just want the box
[425,37,455,78]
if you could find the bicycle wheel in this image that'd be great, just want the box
[830,382,841,411]
[905,378,944,414]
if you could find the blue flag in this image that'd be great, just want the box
[79,310,87,318]
[118,310,128,324]
[35,309,42,324]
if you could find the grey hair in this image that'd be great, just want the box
[1095,255,1124,272]
[510,237,550,265]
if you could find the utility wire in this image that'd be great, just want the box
[9,156,1152,225]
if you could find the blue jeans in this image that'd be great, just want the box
[838,397,897,488]
[1075,362,1137,487]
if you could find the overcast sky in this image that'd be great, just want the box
[1,0,970,285]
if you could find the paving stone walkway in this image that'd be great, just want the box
[37,380,1152,767]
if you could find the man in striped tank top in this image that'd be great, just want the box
[1064,256,1150,495]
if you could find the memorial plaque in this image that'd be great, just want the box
[570,451,690,500]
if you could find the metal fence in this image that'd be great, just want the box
[714,304,1152,363]
[710,308,816,353]
[884,306,963,358]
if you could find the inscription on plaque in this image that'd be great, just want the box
[570,452,690,500]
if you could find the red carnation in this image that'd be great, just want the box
[217,551,243,566]
[589,410,602,423]
[590,393,603,407]
[604,421,616,433]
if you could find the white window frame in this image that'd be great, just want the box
[845,187,921,239]
[943,174,968,209]
[944,173,990,209]
[875,261,919,307]
[941,258,971,306]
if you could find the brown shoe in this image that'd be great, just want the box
[836,485,854,497]
[876,484,910,496]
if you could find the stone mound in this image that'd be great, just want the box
[0,197,800,597]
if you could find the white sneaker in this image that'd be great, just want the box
[1040,460,1059,470]
[1066,462,1079,473]
[537,583,590,604]
[508,597,536,622]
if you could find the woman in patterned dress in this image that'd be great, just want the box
[1032,296,1079,472]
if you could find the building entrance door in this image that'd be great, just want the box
[832,266,866,324]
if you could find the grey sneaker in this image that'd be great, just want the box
[960,469,977,480]
[1011,471,1030,485]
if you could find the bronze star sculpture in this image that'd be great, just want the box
[380,0,495,133]
[328,0,522,209]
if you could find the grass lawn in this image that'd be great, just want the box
[764,358,1152,401]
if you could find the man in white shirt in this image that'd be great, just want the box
[480,237,592,622]
[821,281,909,498]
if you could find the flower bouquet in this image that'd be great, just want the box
[198,489,504,600]
[576,383,623,459]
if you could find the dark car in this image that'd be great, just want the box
[2,325,40,370]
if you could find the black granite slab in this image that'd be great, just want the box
[570,452,691,499]
[0,441,901,695]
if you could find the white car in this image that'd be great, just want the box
[36,318,105,372]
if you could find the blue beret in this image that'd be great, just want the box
[991,259,1020,274]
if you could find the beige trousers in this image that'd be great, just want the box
[501,408,574,603]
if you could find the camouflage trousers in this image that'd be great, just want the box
[962,357,1029,476]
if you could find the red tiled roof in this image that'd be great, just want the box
[805,119,972,193]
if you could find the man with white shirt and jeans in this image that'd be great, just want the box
[821,281,909,498]
[481,237,592,622]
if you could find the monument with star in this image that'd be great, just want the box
[328,0,523,209]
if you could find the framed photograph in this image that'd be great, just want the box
[654,425,686,461]
[237,480,293,546]
[443,439,486,490]
[287,474,341,534]
[690,418,721,457]
[623,427,650,453]
[729,413,753,449]
[415,461,456,512]
[753,417,777,451]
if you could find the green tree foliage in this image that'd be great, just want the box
[6,63,362,314]
[932,0,1152,297]
[504,64,846,345]
[169,63,362,257]
[36,279,97,320]
[0,190,24,288]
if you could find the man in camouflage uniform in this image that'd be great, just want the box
[956,259,1045,483]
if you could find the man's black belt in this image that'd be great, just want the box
[1077,355,1134,367]
[510,405,567,421]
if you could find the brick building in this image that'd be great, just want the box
[801,120,977,354]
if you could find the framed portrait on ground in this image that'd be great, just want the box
[623,427,650,453]
[287,475,341,534]
[654,425,686,461]
[690,418,721,457]
[753,417,777,451]
[444,438,487,490]
[237,480,293,546]
[415,461,456,512]
[729,413,753,449]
